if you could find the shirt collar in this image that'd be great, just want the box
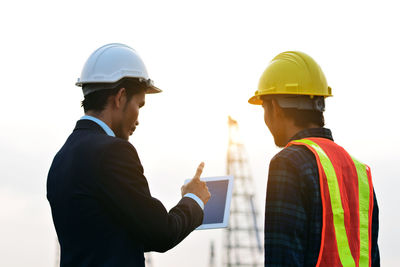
[80,115,115,137]
[289,127,333,142]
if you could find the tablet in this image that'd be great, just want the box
[185,176,234,230]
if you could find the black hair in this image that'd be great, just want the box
[81,78,147,113]
[262,97,325,128]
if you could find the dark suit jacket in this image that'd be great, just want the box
[47,119,203,267]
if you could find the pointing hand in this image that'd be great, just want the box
[181,162,211,205]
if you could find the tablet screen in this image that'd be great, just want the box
[203,180,229,224]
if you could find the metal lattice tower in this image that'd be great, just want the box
[224,116,263,267]
[145,252,154,267]
[209,240,216,267]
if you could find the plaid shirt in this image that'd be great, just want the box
[264,128,380,266]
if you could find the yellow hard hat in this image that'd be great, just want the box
[248,51,332,105]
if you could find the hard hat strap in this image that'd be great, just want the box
[138,78,154,87]
[82,79,125,96]
[274,95,325,112]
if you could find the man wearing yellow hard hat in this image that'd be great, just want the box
[249,51,379,266]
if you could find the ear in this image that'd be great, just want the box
[271,99,284,118]
[113,87,127,109]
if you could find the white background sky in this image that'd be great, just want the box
[1,0,399,266]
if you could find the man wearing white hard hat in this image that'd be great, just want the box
[47,43,210,267]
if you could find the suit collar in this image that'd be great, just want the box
[73,119,107,135]
[80,115,115,137]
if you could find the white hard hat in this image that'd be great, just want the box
[76,43,161,95]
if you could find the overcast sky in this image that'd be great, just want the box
[1,0,399,266]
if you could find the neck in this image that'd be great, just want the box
[284,122,321,144]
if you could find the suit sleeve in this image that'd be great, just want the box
[97,140,203,252]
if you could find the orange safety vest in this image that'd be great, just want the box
[287,138,374,267]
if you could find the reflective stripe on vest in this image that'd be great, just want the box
[352,156,373,267]
[287,138,373,267]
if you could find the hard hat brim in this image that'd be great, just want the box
[248,88,333,106]
[146,85,162,94]
[248,95,263,105]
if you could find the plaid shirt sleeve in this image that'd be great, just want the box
[371,191,380,266]
[265,146,318,267]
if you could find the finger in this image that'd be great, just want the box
[193,162,205,180]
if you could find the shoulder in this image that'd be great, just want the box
[98,137,141,163]
[271,144,316,170]
[75,132,140,161]
[96,138,147,193]
[100,137,138,153]
[269,144,319,189]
